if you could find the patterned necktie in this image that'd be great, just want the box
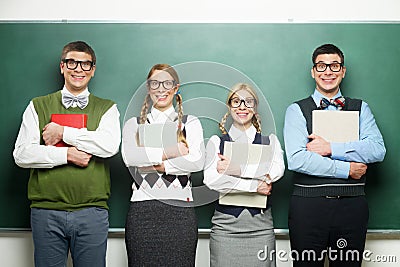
[319,96,345,110]
[62,94,89,109]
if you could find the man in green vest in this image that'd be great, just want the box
[13,41,121,267]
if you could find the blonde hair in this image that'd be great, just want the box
[137,64,187,146]
[219,83,262,134]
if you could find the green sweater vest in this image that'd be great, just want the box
[30,91,115,211]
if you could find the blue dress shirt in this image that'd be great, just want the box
[284,89,386,179]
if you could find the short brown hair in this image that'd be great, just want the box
[60,41,96,64]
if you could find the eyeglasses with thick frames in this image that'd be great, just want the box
[147,80,176,90]
[313,62,343,72]
[63,59,94,71]
[229,97,256,108]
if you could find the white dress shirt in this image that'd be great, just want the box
[13,88,121,168]
[122,106,206,202]
[204,125,285,194]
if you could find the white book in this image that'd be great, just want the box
[223,142,274,167]
[138,122,178,148]
[312,110,359,142]
[219,141,275,208]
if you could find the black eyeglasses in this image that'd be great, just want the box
[229,97,256,108]
[63,58,94,71]
[313,62,343,72]
[147,80,176,90]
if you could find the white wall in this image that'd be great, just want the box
[1,0,400,22]
[1,1,400,266]
[1,232,399,266]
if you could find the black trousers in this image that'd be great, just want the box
[288,195,369,267]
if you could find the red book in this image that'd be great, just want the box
[51,114,88,147]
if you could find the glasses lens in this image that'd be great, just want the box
[230,98,241,107]
[148,80,160,90]
[315,63,327,72]
[330,63,341,72]
[65,59,78,70]
[245,98,255,108]
[162,80,175,90]
[80,61,93,71]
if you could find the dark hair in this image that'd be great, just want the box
[312,44,344,64]
[60,41,96,64]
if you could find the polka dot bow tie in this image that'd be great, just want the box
[319,96,345,110]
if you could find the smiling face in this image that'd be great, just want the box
[229,89,256,130]
[60,51,95,95]
[311,53,346,98]
[147,69,179,111]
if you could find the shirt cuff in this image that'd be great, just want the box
[50,146,69,165]
[229,178,259,192]
[247,179,259,192]
[62,126,80,147]
[139,147,163,166]
[331,142,346,160]
[335,160,350,179]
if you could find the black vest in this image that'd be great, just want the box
[215,132,271,217]
[133,115,190,189]
[293,96,366,197]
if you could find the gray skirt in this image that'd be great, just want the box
[125,200,198,267]
[210,208,276,267]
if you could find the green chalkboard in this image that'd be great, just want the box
[0,23,398,230]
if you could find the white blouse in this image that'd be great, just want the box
[122,106,206,202]
[204,125,285,194]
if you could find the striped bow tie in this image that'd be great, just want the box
[319,96,345,110]
[62,94,89,109]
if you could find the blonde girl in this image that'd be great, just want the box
[204,83,285,267]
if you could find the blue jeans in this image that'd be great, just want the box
[31,207,109,267]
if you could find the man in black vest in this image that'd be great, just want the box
[283,43,386,266]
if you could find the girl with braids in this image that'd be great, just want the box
[121,64,205,267]
[203,83,285,267]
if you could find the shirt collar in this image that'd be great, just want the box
[311,88,342,106]
[228,124,257,143]
[149,106,177,123]
[61,86,90,98]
